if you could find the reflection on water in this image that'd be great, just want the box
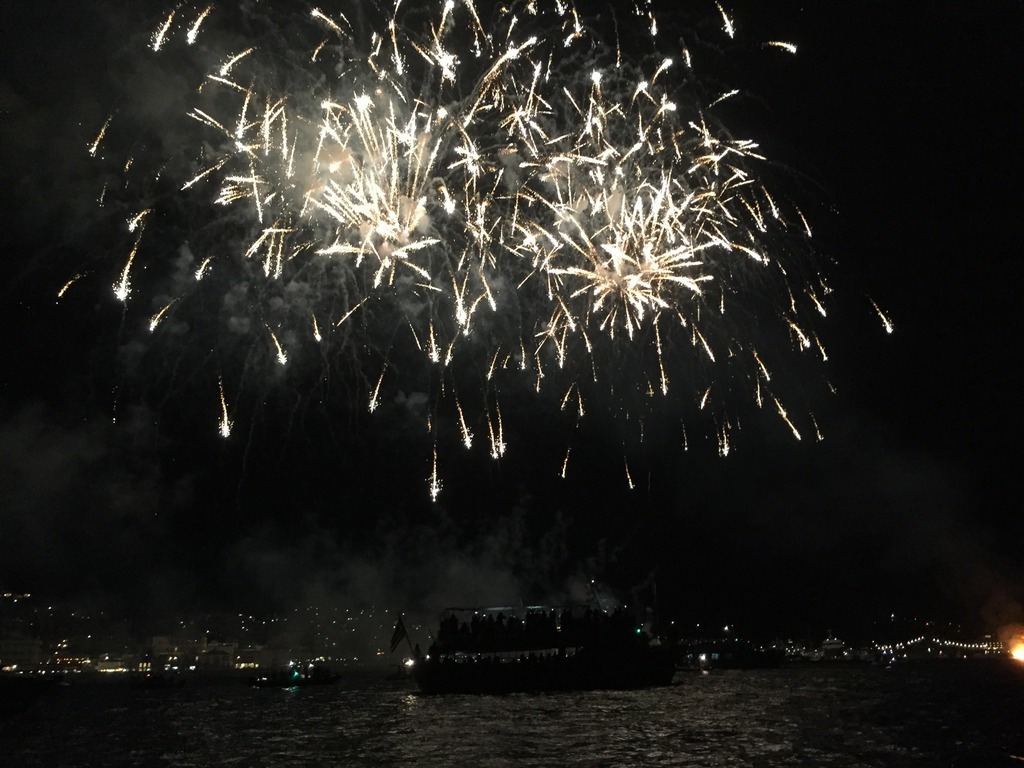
[3,662,1023,767]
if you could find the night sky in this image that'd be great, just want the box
[1,0,1021,640]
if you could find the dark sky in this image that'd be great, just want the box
[0,0,1021,640]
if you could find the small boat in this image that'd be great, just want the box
[676,639,785,671]
[412,605,675,695]
[249,663,339,688]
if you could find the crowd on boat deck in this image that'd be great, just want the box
[431,607,643,653]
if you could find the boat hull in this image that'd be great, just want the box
[413,647,675,695]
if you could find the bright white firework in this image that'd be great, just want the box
[90,0,837,498]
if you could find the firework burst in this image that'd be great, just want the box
[86,0,836,497]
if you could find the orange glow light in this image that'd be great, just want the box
[1011,644,1024,662]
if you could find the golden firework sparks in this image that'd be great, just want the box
[89,0,844,497]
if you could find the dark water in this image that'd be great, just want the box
[3,661,1023,767]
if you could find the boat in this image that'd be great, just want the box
[412,605,675,694]
[676,639,785,671]
[248,663,339,688]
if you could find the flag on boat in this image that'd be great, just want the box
[389,616,408,653]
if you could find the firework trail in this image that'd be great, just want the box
[86,0,833,497]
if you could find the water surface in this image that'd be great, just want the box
[4,661,1023,766]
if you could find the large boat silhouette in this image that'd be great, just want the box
[412,605,675,694]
